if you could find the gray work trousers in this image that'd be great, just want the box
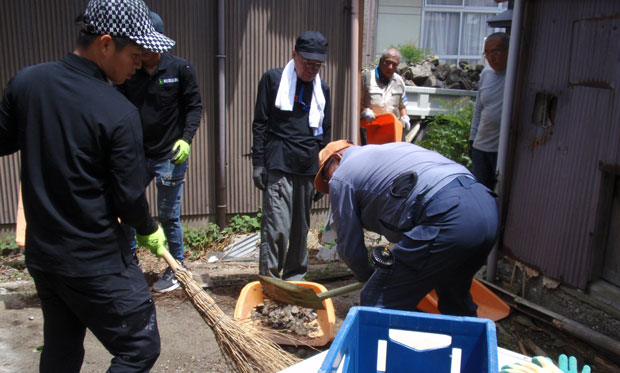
[259,170,314,280]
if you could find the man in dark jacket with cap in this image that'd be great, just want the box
[119,11,203,292]
[0,0,173,371]
[252,31,332,280]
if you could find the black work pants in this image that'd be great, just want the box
[471,147,498,190]
[30,261,160,373]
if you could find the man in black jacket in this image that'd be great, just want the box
[0,0,173,371]
[251,31,332,280]
[119,11,203,292]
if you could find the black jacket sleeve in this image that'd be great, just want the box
[320,81,332,149]
[108,110,157,235]
[0,80,20,156]
[251,72,273,167]
[179,63,203,144]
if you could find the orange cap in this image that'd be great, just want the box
[313,140,354,194]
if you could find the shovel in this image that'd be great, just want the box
[258,275,364,310]
[258,275,510,321]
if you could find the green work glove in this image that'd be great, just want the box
[171,139,190,164]
[136,225,166,258]
[557,354,591,373]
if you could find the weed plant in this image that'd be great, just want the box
[0,235,19,256]
[181,209,262,260]
[416,97,473,169]
[392,43,430,65]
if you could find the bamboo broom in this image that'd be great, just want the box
[160,248,301,372]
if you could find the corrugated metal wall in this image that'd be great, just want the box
[503,0,620,288]
[0,0,84,225]
[0,0,352,229]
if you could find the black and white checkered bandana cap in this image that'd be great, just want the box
[83,0,175,53]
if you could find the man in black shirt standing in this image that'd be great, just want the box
[119,11,203,292]
[252,31,332,280]
[0,0,173,371]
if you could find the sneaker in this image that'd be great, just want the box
[131,253,142,269]
[152,268,180,292]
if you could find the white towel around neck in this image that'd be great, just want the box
[274,59,325,136]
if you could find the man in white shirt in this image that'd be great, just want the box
[469,32,509,190]
[361,48,410,143]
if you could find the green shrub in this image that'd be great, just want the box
[0,235,19,256]
[416,97,473,169]
[181,209,262,260]
[183,223,227,253]
[392,43,430,65]
[226,210,261,235]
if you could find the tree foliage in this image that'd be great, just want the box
[392,43,430,65]
[416,97,473,169]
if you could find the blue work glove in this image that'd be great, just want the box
[171,139,190,164]
[252,166,267,190]
[557,354,591,373]
[136,225,166,258]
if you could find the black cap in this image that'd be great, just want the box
[150,11,164,33]
[295,31,328,62]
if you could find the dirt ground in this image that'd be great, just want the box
[1,245,619,372]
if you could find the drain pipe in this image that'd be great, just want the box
[215,0,227,228]
[487,0,525,282]
[349,0,360,144]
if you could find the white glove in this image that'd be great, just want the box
[361,108,376,122]
[400,115,411,131]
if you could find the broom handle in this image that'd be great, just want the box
[160,246,181,271]
[317,282,365,300]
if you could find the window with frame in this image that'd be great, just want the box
[422,0,507,65]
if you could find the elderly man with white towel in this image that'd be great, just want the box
[251,31,332,280]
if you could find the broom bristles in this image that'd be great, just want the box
[174,267,301,373]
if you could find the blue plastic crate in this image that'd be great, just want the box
[319,306,498,373]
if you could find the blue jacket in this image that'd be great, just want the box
[329,142,472,281]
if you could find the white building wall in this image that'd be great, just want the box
[375,0,423,61]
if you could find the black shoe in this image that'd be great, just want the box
[131,253,142,268]
[152,268,180,292]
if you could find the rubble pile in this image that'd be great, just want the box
[364,56,484,90]
[251,298,319,336]
[400,56,484,90]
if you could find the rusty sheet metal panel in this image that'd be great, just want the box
[503,0,620,289]
[225,0,352,214]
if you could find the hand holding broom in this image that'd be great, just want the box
[136,225,167,258]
